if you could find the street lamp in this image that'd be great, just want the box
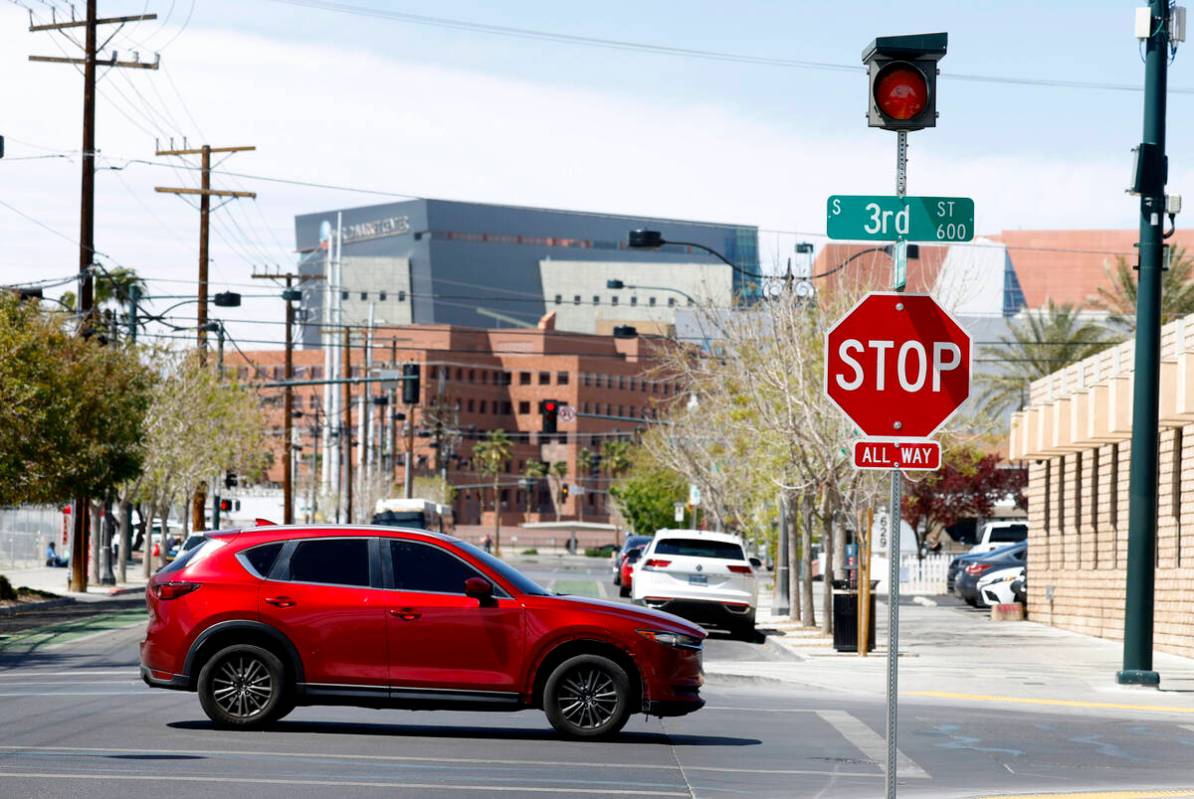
[627,229,765,283]
[605,278,698,308]
[810,243,919,280]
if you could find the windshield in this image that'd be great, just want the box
[654,538,745,560]
[450,538,551,596]
[988,525,1027,543]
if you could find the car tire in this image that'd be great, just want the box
[198,644,288,729]
[732,615,757,641]
[543,654,632,739]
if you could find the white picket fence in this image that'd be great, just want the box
[899,552,951,595]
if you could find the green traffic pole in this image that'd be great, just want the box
[1118,0,1167,687]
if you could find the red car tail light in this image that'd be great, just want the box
[965,563,992,576]
[643,559,671,570]
[727,565,753,574]
[152,581,200,600]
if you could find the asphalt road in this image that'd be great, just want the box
[2,558,1194,798]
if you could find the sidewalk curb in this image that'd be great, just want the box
[0,597,76,617]
[762,634,806,662]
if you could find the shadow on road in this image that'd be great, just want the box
[168,719,761,746]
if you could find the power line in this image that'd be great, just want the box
[261,0,1194,95]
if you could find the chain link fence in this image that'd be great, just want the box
[0,506,63,570]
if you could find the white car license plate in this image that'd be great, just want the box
[688,574,708,585]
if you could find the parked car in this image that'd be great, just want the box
[141,525,706,738]
[1011,573,1027,605]
[968,521,1028,556]
[955,542,1027,606]
[630,530,758,639]
[947,543,1013,592]
[612,535,653,586]
[618,547,644,598]
[977,565,1025,607]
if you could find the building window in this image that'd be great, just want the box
[649,297,656,307]
[398,290,407,301]
[519,372,531,385]
[611,296,619,306]
[582,402,590,413]
[504,401,513,415]
[480,370,488,384]
[479,400,487,414]
[557,371,570,385]
[455,368,463,381]
[554,294,562,305]
[502,372,512,385]
[667,297,676,307]
[341,290,349,301]
[467,399,475,412]
[573,295,581,305]
[538,371,551,385]
[592,295,600,305]
[582,373,591,387]
[379,291,387,301]
[468,369,476,383]
[358,292,366,301]
[519,401,530,414]
[630,296,638,306]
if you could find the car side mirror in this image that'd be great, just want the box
[749,557,762,569]
[464,576,496,606]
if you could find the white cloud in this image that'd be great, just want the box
[0,9,1166,347]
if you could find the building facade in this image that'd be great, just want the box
[1009,314,1194,659]
[228,322,685,528]
[294,199,757,342]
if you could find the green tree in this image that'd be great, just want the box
[0,295,152,506]
[59,266,146,312]
[523,459,547,515]
[1092,248,1194,332]
[610,456,687,536]
[975,301,1111,417]
[473,430,512,555]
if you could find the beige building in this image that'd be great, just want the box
[1009,315,1194,659]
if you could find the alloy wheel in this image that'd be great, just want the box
[211,654,274,719]
[555,665,620,730]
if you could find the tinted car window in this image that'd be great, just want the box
[390,540,482,594]
[654,538,745,560]
[158,538,214,576]
[989,525,1027,543]
[449,538,549,596]
[241,542,283,578]
[626,548,643,563]
[289,539,370,587]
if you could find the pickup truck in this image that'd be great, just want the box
[969,521,1028,555]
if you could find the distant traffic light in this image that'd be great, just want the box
[223,471,238,490]
[219,498,233,513]
[540,399,560,434]
[862,33,947,131]
[559,482,570,502]
[401,363,421,405]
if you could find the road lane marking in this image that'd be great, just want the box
[907,690,1194,714]
[976,791,1194,799]
[0,745,885,779]
[0,690,158,697]
[815,709,929,779]
[0,670,139,678]
[0,772,690,796]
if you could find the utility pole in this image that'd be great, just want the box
[1119,0,1173,687]
[209,322,226,530]
[28,2,159,593]
[343,326,354,524]
[154,144,256,362]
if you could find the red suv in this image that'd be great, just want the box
[140,525,706,738]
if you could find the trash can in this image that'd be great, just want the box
[832,592,877,653]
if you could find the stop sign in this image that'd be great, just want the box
[824,292,971,438]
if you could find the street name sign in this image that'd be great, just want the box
[826,195,974,242]
[852,439,941,471]
[559,405,577,423]
[824,292,972,439]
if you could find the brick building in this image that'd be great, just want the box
[227,320,684,527]
[1009,313,1194,659]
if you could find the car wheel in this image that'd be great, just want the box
[732,615,757,641]
[543,654,632,739]
[198,644,287,729]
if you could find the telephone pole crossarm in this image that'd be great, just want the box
[154,187,257,199]
[29,54,159,69]
[30,13,156,32]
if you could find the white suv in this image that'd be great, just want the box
[631,530,758,638]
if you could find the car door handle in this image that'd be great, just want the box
[389,607,421,621]
[264,596,296,608]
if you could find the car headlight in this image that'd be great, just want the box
[988,574,1019,584]
[637,629,703,650]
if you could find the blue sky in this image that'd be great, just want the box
[0,1,1188,346]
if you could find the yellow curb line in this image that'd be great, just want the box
[907,690,1194,714]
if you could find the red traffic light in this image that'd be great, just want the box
[544,401,557,412]
[219,499,233,512]
[873,63,928,121]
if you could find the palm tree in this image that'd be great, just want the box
[577,448,596,522]
[601,440,632,480]
[976,301,1112,417]
[1091,247,1194,333]
[472,430,512,556]
[59,267,146,313]
[548,461,568,521]
[523,459,547,516]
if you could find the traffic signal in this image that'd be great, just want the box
[559,482,570,502]
[540,399,560,434]
[219,498,233,513]
[223,471,238,489]
[401,363,421,405]
[862,33,947,131]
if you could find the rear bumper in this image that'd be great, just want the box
[640,597,755,626]
[140,664,190,691]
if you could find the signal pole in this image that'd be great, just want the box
[27,2,159,593]
[1119,0,1172,687]
[155,145,256,363]
[343,326,354,523]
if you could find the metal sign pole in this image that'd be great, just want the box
[885,469,902,798]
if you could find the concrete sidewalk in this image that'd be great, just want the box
[1,561,148,604]
[710,585,1194,717]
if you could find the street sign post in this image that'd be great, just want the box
[827,195,974,242]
